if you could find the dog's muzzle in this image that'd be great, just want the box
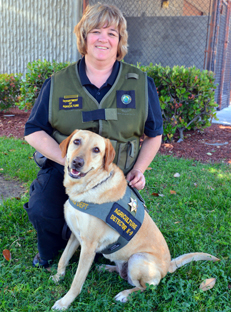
[68,157,91,179]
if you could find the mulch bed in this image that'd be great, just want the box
[1,107,231,164]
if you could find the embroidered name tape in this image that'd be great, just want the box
[106,203,141,241]
[116,90,135,109]
[70,201,89,209]
[59,96,82,110]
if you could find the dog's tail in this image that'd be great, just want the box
[168,252,220,273]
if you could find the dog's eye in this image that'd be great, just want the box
[93,147,100,153]
[73,139,81,146]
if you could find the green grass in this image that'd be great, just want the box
[0,137,230,312]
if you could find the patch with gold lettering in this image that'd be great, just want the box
[106,203,141,241]
[59,96,82,110]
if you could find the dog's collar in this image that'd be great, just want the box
[92,170,114,190]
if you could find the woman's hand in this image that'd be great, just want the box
[126,135,162,190]
[126,168,145,190]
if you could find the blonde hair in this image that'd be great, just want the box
[74,3,128,61]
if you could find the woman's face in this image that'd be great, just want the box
[86,25,119,64]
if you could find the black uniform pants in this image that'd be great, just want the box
[23,162,69,260]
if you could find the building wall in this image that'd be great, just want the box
[0,0,82,75]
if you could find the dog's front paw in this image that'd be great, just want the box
[114,290,129,303]
[50,273,64,284]
[52,299,68,310]
[97,264,118,273]
[97,264,106,272]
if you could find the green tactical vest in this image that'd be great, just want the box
[49,61,148,174]
[68,184,145,254]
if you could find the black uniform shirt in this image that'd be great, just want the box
[24,57,163,138]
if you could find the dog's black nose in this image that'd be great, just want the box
[72,157,84,169]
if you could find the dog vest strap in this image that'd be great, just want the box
[69,185,145,254]
[82,108,118,122]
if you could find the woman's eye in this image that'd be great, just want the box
[93,147,100,153]
[73,139,81,146]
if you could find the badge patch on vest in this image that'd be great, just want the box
[59,96,83,110]
[106,202,141,241]
[116,90,136,109]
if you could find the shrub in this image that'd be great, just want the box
[0,73,22,112]
[17,59,70,111]
[140,64,218,141]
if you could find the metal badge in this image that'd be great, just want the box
[128,197,137,213]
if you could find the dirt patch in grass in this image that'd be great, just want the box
[0,174,26,201]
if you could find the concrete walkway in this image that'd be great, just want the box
[212,105,231,126]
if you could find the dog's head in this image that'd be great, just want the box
[60,130,115,179]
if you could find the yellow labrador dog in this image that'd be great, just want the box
[52,129,219,310]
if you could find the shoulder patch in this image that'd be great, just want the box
[116,90,136,109]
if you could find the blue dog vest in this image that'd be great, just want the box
[69,185,145,254]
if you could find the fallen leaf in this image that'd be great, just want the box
[170,190,176,195]
[147,167,152,170]
[0,168,4,171]
[152,192,159,197]
[194,183,198,187]
[174,173,180,178]
[199,278,216,291]
[3,249,11,261]
[174,221,180,224]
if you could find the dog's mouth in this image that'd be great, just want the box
[68,166,93,179]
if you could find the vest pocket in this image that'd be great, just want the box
[116,140,138,173]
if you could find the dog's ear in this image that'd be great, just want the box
[104,139,115,171]
[59,130,78,158]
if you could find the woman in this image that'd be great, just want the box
[24,3,163,268]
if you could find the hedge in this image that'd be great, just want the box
[17,59,70,111]
[140,64,217,141]
[0,73,22,111]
